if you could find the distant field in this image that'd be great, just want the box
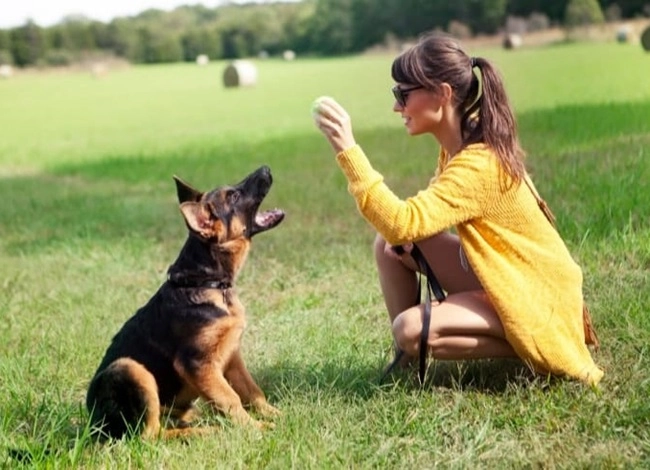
[1,41,649,468]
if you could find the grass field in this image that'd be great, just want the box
[1,41,649,468]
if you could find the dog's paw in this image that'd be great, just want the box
[255,420,276,431]
[255,401,281,418]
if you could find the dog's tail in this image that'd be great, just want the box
[86,357,161,440]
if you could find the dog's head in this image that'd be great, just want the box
[173,166,284,246]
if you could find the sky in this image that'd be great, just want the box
[0,0,292,29]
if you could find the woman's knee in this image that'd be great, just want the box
[392,307,429,355]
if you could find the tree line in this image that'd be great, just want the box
[0,0,648,67]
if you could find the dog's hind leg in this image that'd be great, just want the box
[87,358,162,440]
[225,351,280,419]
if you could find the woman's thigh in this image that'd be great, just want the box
[400,232,483,295]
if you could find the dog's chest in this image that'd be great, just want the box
[202,288,245,318]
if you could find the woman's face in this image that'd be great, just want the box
[392,84,446,136]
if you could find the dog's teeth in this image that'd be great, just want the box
[255,209,284,229]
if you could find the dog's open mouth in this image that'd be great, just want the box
[252,208,285,235]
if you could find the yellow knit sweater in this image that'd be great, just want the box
[336,143,603,386]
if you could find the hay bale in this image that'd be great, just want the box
[503,33,523,50]
[616,25,631,43]
[90,62,108,79]
[642,26,650,52]
[282,50,296,61]
[196,54,209,66]
[223,60,258,88]
[0,64,14,79]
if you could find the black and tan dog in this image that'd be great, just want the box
[86,165,285,440]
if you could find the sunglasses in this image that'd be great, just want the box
[391,85,424,107]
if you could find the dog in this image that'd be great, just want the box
[86,165,285,440]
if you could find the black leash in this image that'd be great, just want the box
[380,244,446,385]
[411,245,446,384]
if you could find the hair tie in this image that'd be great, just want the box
[470,57,477,68]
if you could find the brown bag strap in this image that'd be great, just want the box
[523,176,600,350]
[524,176,557,227]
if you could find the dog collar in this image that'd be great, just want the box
[166,269,232,291]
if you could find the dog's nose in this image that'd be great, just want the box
[256,165,272,184]
[258,165,271,177]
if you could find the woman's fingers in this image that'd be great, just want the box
[311,95,356,152]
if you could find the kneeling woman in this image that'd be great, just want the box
[312,33,603,386]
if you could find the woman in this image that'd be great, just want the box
[312,33,603,385]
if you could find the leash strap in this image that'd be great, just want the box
[410,245,446,384]
[379,245,446,385]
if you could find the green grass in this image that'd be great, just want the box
[1,41,649,468]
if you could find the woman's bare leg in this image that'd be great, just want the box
[392,290,516,360]
[373,231,481,324]
[375,231,515,367]
[373,234,418,324]
[406,231,483,294]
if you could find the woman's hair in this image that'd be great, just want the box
[391,32,526,181]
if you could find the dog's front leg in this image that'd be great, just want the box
[225,350,280,418]
[174,354,263,429]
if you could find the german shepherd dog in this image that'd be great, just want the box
[86,166,284,440]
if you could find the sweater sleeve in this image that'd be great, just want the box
[335,144,494,246]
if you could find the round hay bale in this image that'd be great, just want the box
[90,62,107,79]
[641,26,650,52]
[616,25,631,43]
[0,64,14,79]
[503,33,523,50]
[196,54,209,66]
[282,50,296,61]
[223,60,258,88]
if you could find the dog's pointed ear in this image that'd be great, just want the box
[179,202,213,237]
[173,176,203,203]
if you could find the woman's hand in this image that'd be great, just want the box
[311,96,357,154]
[385,242,413,261]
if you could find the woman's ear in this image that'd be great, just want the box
[439,83,453,105]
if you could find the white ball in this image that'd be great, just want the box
[311,95,333,118]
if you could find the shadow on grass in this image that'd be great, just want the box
[256,356,543,405]
[0,361,548,468]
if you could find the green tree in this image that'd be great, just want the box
[88,21,113,50]
[9,21,45,66]
[180,27,222,61]
[105,19,139,59]
[565,0,605,27]
[47,17,96,55]
[507,0,569,23]
[269,1,315,54]
[0,29,11,65]
[468,0,508,34]
[218,23,252,59]
[308,0,354,55]
[349,0,392,51]
[0,30,10,51]
[0,49,13,65]
[599,0,649,18]
[134,25,183,63]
